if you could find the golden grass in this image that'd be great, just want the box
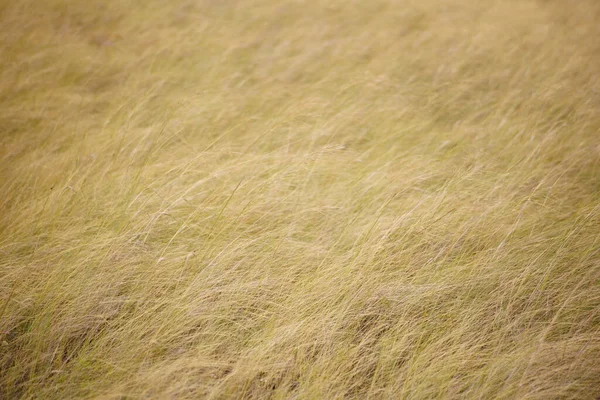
[1,0,599,398]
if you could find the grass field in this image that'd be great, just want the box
[1,0,599,398]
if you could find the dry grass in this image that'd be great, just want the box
[1,0,600,398]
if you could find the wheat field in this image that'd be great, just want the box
[1,0,599,398]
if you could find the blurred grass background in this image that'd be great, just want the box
[1,0,599,398]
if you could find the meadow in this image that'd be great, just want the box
[1,0,599,398]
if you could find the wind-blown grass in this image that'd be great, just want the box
[1,0,599,398]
